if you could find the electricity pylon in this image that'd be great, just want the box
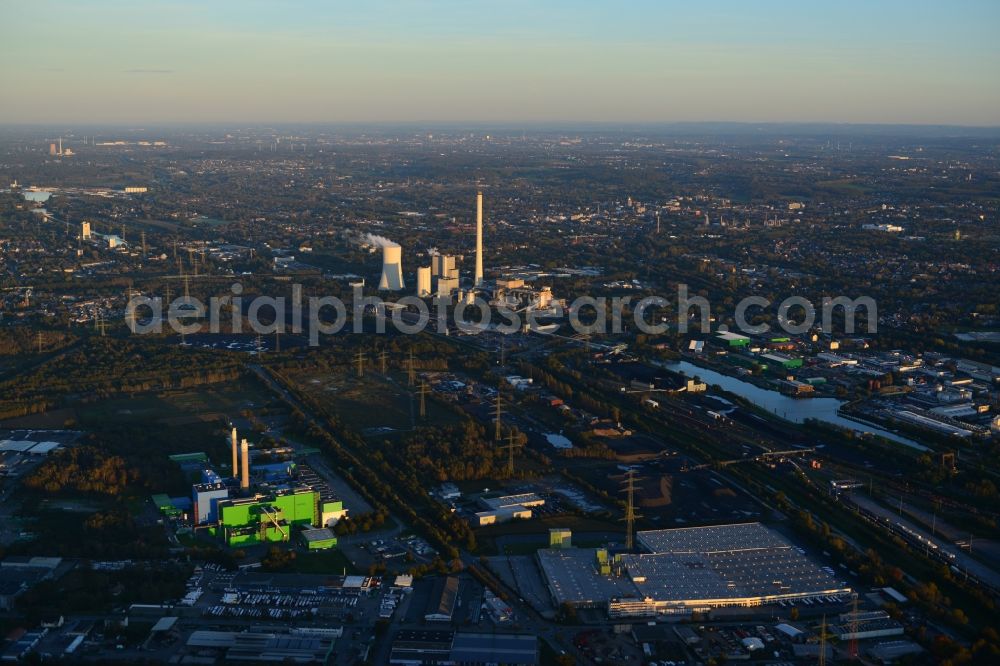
[419,382,429,419]
[355,350,365,378]
[493,387,504,441]
[819,615,827,666]
[622,469,642,551]
[407,349,416,386]
[848,595,859,660]
[499,432,522,478]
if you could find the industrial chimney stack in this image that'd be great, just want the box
[240,438,250,490]
[474,191,484,287]
[230,427,239,478]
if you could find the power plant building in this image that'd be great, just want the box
[300,527,338,551]
[416,265,432,297]
[216,488,327,547]
[193,477,230,525]
[177,423,346,549]
[432,254,456,278]
[436,275,459,299]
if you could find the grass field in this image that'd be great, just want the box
[76,378,276,428]
[0,407,77,429]
[293,370,461,435]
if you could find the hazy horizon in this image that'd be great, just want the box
[2,0,999,126]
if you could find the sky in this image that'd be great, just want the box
[1,0,999,126]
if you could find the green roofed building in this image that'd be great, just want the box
[320,500,347,527]
[300,527,337,550]
[760,352,803,369]
[715,332,751,347]
[168,452,210,464]
[151,494,181,518]
[217,487,321,547]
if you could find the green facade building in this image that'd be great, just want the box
[300,527,338,550]
[217,487,320,547]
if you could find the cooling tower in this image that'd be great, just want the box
[240,438,250,490]
[417,265,432,297]
[370,235,404,291]
[230,427,238,478]
[475,192,484,287]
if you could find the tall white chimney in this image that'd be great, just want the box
[240,438,250,490]
[231,427,238,478]
[474,191,484,287]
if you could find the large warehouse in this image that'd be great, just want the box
[537,522,850,618]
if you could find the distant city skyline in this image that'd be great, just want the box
[2,0,999,126]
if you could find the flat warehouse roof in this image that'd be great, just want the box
[538,523,850,610]
[537,548,638,605]
[636,522,790,554]
[482,493,544,509]
[623,549,844,603]
[301,527,336,542]
[451,633,537,664]
[0,440,36,452]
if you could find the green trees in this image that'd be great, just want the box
[261,545,297,571]
[23,446,137,496]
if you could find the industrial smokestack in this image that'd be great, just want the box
[475,191,484,287]
[240,438,250,490]
[231,427,239,478]
[370,234,404,291]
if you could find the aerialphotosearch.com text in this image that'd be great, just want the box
[125,283,877,345]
